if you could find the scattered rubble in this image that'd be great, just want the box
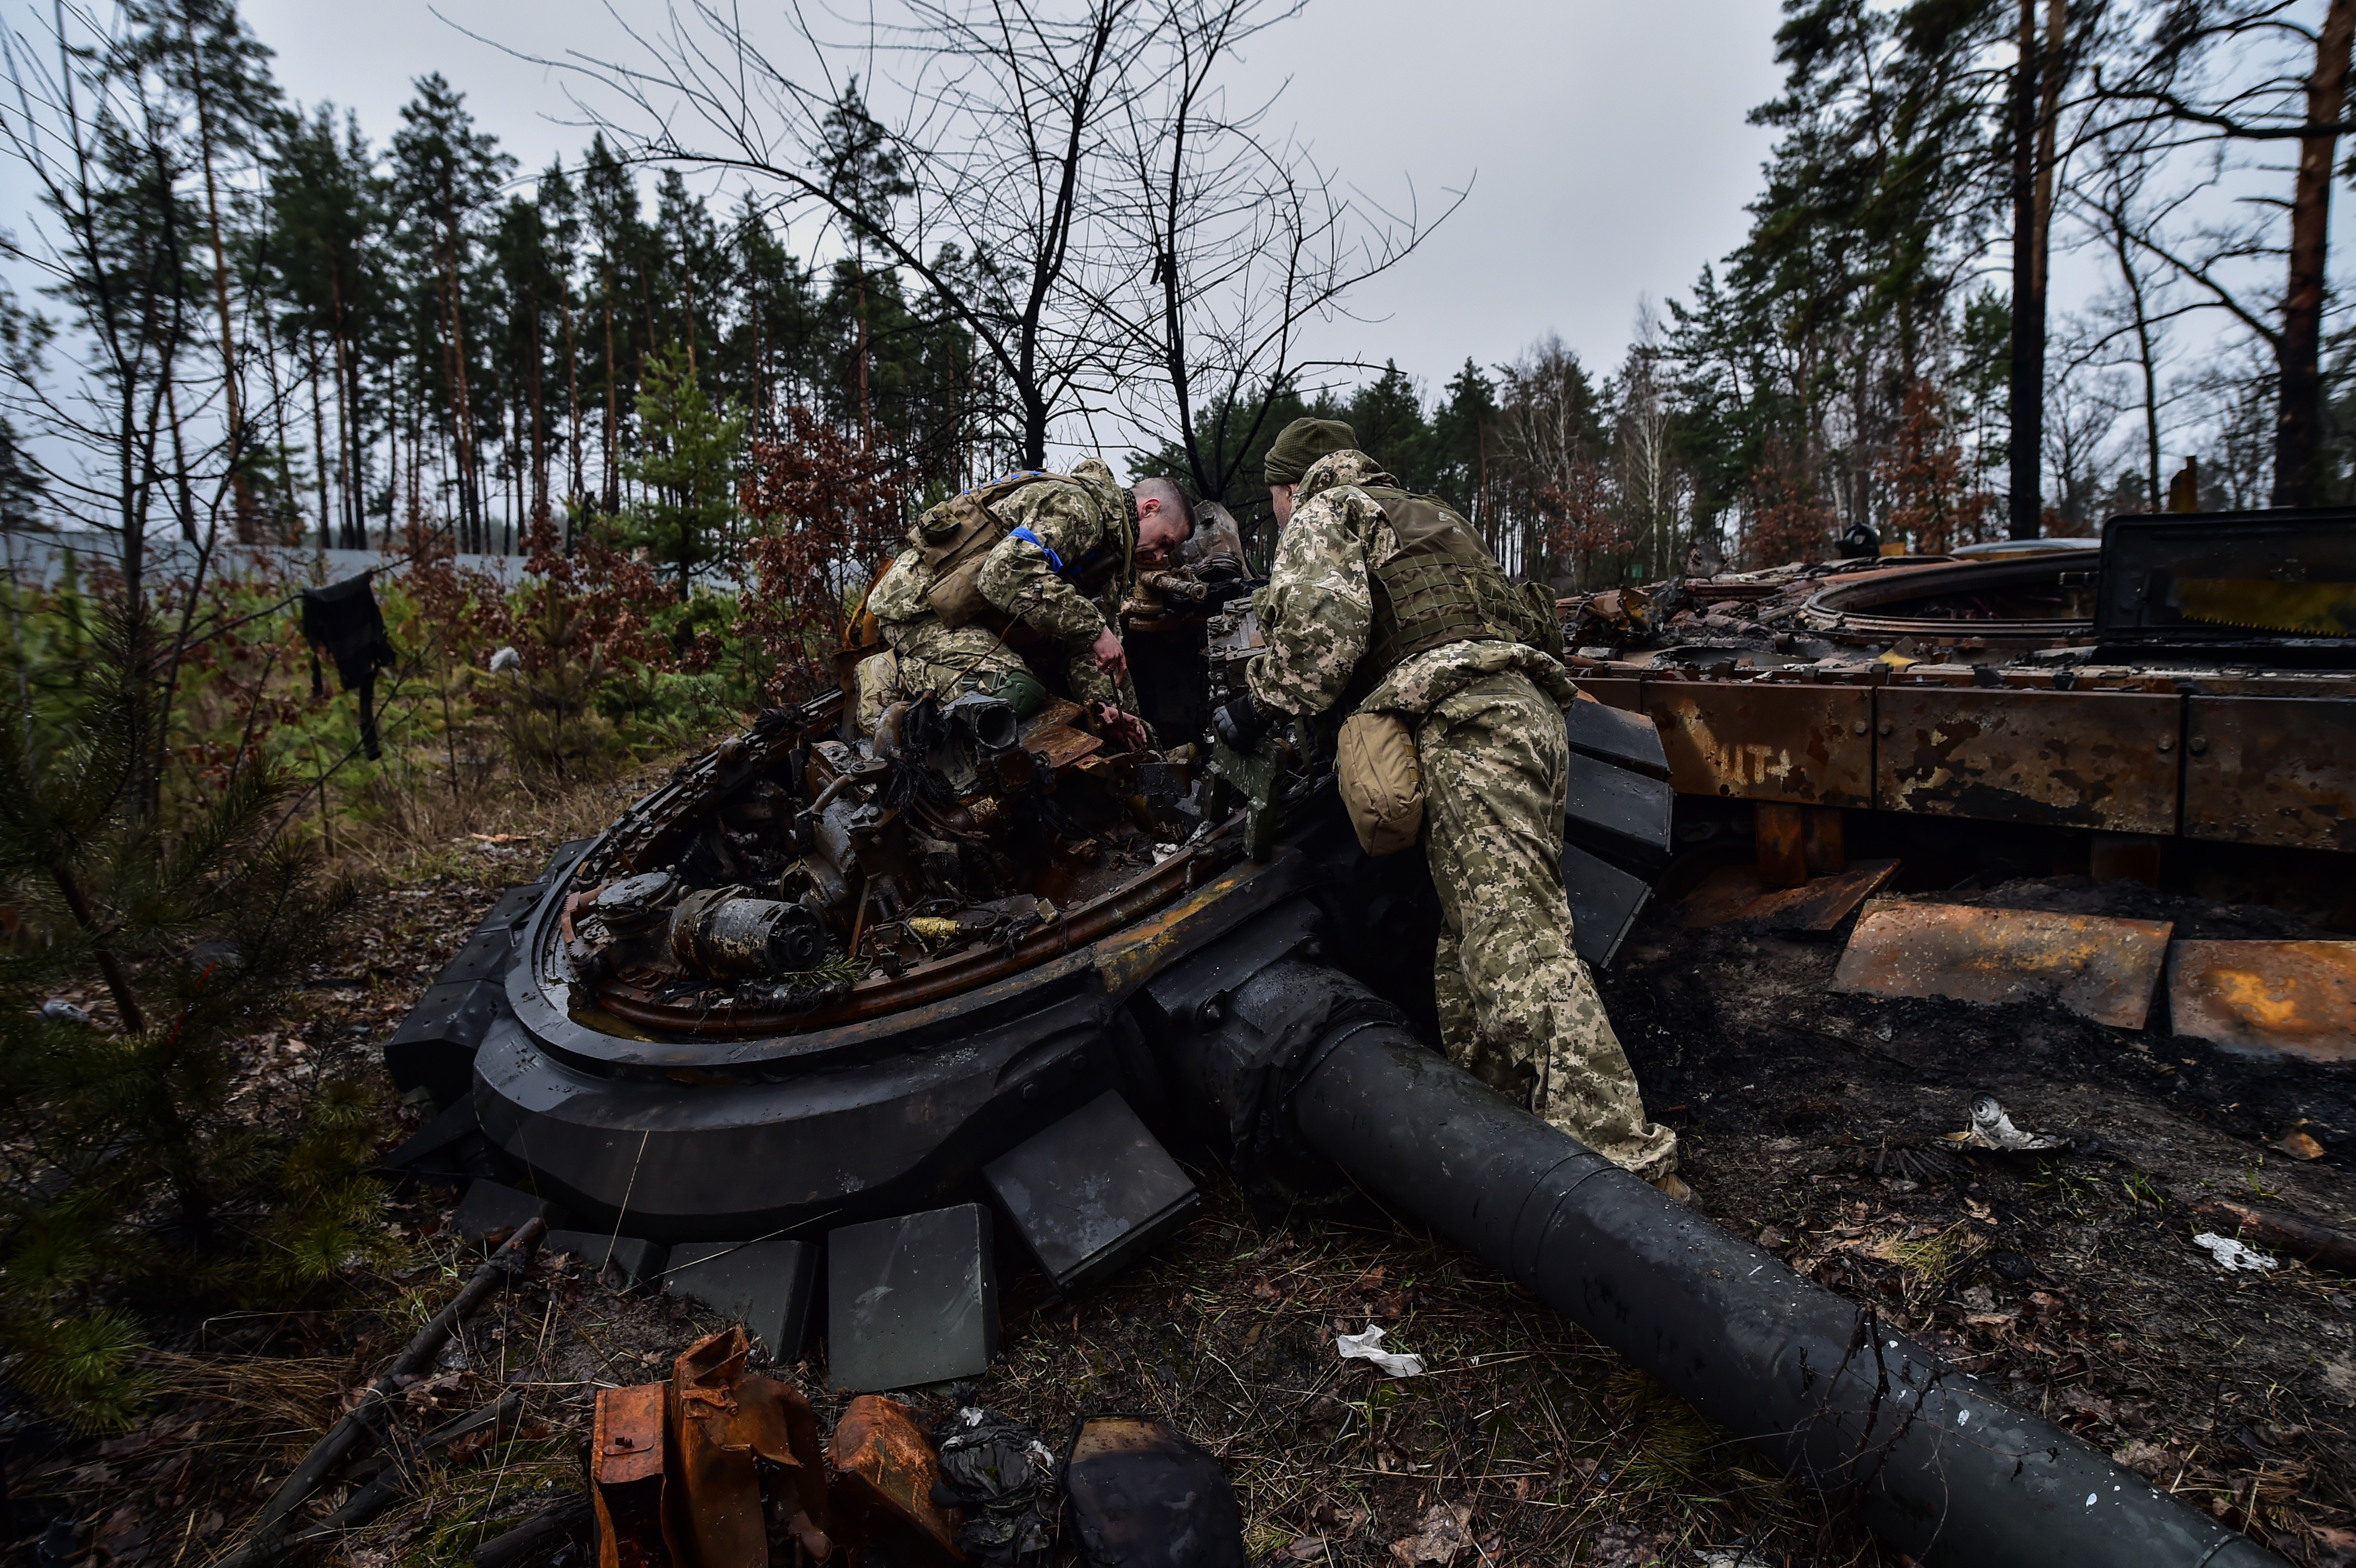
[1064,1415,1246,1568]
[1948,1094,2071,1152]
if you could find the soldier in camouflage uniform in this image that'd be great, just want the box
[1219,421,1679,1186]
[863,460,1191,735]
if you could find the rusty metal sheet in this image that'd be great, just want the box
[1570,676,1643,712]
[593,1382,667,1488]
[1681,858,1898,931]
[2183,696,2356,852]
[1754,803,1808,887]
[1873,688,2181,832]
[1026,722,1103,771]
[2167,940,2356,1062]
[592,1381,675,1568]
[1643,683,1874,806]
[1831,902,2174,1028]
[828,1394,963,1567]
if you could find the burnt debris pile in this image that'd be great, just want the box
[561,692,1207,1022]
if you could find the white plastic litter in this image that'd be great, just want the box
[2192,1232,2280,1273]
[1336,1323,1425,1377]
[39,999,92,1025]
[1947,1094,2069,1151]
[488,645,523,674]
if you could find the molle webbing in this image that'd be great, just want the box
[1358,487,1530,682]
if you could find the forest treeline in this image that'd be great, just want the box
[1,0,2353,593]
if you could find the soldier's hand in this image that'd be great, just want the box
[1092,703,1151,751]
[1212,693,1272,752]
[1091,625,1129,680]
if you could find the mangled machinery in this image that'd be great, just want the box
[383,509,2335,1568]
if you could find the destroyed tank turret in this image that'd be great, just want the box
[382,592,2283,1568]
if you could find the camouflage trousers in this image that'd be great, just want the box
[875,619,1138,723]
[1417,671,1679,1180]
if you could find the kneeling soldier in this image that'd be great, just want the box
[864,459,1190,743]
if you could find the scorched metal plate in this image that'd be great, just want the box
[1644,682,1873,807]
[2183,696,2356,852]
[1874,687,2181,833]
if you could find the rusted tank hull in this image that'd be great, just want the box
[1576,670,2356,851]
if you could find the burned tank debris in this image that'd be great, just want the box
[373,507,2356,1568]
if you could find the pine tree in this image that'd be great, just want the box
[389,74,515,553]
[267,105,383,548]
[622,341,746,591]
[0,598,359,1431]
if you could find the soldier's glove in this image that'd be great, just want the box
[1212,693,1272,752]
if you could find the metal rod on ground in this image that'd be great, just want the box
[277,1390,530,1548]
[469,1496,593,1568]
[220,1218,547,1566]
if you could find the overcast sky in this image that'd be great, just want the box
[237,0,1787,405]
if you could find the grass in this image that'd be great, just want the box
[939,1171,1859,1568]
[1868,1220,1990,1300]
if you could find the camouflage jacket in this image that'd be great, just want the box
[1247,450,1579,721]
[867,459,1133,645]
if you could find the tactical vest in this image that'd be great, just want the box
[914,471,1133,633]
[1349,485,1564,700]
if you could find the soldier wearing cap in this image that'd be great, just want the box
[1217,418,1681,1189]
[858,460,1192,741]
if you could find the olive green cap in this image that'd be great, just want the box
[1263,418,1360,485]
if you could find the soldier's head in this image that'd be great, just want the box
[1131,477,1194,567]
[1263,417,1359,528]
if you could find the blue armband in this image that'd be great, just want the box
[1007,525,1066,575]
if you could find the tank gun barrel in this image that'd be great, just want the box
[1288,1026,2281,1568]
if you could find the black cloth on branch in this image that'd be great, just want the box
[299,572,397,760]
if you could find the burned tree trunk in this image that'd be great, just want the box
[2275,0,2356,507]
[2008,0,2065,539]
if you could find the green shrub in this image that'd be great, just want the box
[0,596,364,1430]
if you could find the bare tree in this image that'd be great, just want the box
[2066,114,2205,509]
[2090,0,2356,505]
[2009,0,2072,539]
[2042,316,2128,530]
[0,1,257,816]
[0,1,213,601]
[488,0,1451,482]
[501,0,1162,469]
[1611,302,1684,583]
[1082,0,1459,505]
[1496,336,1612,583]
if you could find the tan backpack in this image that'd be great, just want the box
[915,470,1067,629]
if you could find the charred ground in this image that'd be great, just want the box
[1605,877,2356,1566]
